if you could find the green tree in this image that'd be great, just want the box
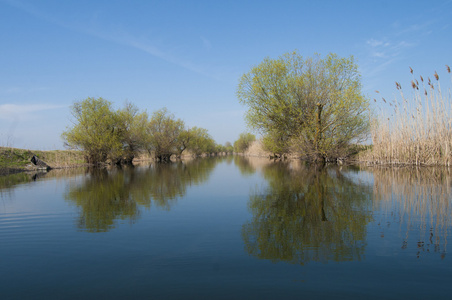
[145,108,185,162]
[224,141,234,153]
[237,51,370,163]
[175,128,193,158]
[186,127,215,157]
[116,102,149,164]
[174,126,215,158]
[214,144,226,155]
[62,97,122,164]
[233,132,256,153]
[262,129,290,159]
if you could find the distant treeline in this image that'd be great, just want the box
[62,97,234,165]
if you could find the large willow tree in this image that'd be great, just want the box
[237,51,370,162]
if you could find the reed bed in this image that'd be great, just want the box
[360,66,452,165]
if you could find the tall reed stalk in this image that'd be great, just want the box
[361,66,452,165]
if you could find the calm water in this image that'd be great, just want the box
[1,156,452,299]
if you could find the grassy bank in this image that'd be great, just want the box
[0,147,86,175]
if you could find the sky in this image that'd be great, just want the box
[0,0,451,150]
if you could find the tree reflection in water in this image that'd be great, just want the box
[64,157,220,232]
[242,161,373,264]
[233,155,257,175]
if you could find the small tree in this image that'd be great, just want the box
[62,97,122,164]
[187,127,214,157]
[174,128,196,158]
[145,108,185,162]
[234,132,256,153]
[224,142,234,153]
[115,102,149,164]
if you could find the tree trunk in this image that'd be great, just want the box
[314,103,325,163]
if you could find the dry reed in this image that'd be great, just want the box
[360,66,452,165]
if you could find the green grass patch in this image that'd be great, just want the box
[0,147,86,171]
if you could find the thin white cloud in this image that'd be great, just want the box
[2,0,214,79]
[116,32,212,77]
[373,52,386,58]
[393,21,434,37]
[363,11,438,72]
[367,39,384,48]
[0,104,66,120]
[1,86,50,94]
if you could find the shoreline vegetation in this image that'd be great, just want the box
[236,52,451,167]
[0,146,87,175]
[2,53,451,170]
[0,145,242,176]
[0,146,233,176]
[61,98,235,166]
[359,65,452,166]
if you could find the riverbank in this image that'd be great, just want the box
[0,147,87,175]
[240,140,368,163]
[0,147,228,175]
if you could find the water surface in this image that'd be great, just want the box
[1,157,451,299]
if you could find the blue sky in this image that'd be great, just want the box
[1,0,451,149]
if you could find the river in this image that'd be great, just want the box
[1,156,451,299]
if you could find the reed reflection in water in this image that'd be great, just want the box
[371,167,452,259]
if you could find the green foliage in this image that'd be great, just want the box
[116,102,149,163]
[237,51,370,162]
[62,97,123,164]
[224,141,234,153]
[0,147,34,169]
[146,108,185,162]
[62,98,219,164]
[0,147,85,172]
[233,132,256,153]
[187,127,215,156]
[174,128,193,158]
[262,130,290,158]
